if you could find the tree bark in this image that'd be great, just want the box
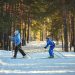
[70,14,75,52]
[62,0,68,52]
[27,12,31,43]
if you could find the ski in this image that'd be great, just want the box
[11,55,31,59]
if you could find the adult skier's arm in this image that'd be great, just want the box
[44,41,49,49]
[9,36,15,41]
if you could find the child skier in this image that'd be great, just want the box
[44,37,55,58]
[9,29,26,59]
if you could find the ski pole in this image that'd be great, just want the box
[11,49,14,57]
[54,53,61,58]
[54,52,65,58]
[19,47,32,58]
[54,50,66,58]
[25,52,32,58]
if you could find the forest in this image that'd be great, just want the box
[0,0,75,52]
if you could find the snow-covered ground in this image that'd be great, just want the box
[0,41,75,75]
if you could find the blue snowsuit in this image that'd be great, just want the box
[11,31,21,46]
[45,38,55,57]
[11,30,26,58]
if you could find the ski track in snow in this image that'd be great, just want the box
[0,41,75,75]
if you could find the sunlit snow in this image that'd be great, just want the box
[0,41,75,75]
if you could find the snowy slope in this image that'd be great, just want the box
[0,41,75,75]
[0,50,75,75]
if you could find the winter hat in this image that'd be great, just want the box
[14,30,19,35]
[46,35,50,39]
[46,35,52,40]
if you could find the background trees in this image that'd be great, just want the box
[0,0,75,52]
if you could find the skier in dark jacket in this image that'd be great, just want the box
[44,37,55,58]
[9,30,26,58]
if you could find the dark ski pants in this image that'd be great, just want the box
[49,45,55,57]
[14,43,26,58]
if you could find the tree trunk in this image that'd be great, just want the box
[74,22,75,51]
[70,14,75,52]
[27,13,31,43]
[24,21,27,45]
[0,0,3,49]
[40,30,43,41]
[22,21,26,46]
[62,0,68,52]
[63,11,68,52]
[61,27,64,51]
[70,14,74,51]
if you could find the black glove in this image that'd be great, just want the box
[44,47,46,49]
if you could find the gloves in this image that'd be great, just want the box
[44,47,46,49]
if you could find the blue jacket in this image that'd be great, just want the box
[45,38,55,48]
[11,31,21,46]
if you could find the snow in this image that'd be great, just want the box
[0,41,75,75]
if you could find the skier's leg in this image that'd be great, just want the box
[13,46,18,58]
[49,46,54,57]
[19,48,26,56]
[18,44,26,56]
[49,48,51,57]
